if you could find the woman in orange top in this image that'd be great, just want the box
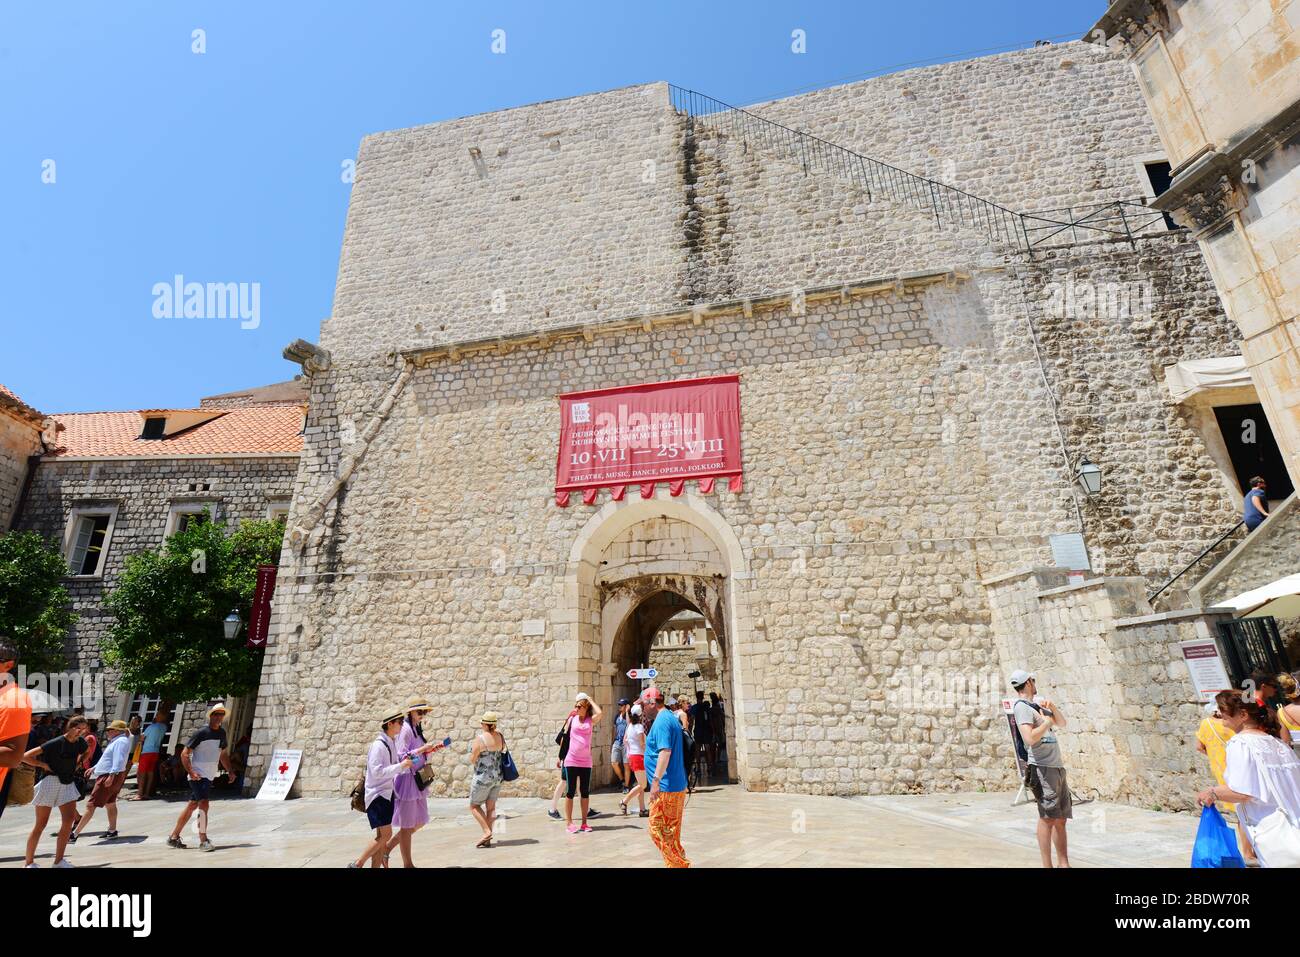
[1195,694,1257,865]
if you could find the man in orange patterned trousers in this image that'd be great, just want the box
[639,687,690,868]
[648,789,690,867]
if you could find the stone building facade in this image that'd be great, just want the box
[13,388,304,737]
[248,42,1259,803]
[0,385,48,530]
[1092,0,1300,484]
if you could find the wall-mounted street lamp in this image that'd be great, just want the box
[1074,457,1102,498]
[223,609,243,641]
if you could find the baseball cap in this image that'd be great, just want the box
[641,687,665,704]
[1009,670,1033,688]
[618,697,630,706]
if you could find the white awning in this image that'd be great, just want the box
[1217,573,1300,620]
[1165,355,1252,403]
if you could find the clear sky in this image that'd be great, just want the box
[1,0,1105,413]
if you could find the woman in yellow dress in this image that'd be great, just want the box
[1195,694,1257,865]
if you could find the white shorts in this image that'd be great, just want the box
[34,775,81,808]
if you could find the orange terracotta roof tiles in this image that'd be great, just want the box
[0,383,45,423]
[46,406,304,458]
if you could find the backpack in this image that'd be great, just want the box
[1009,700,1043,765]
[680,725,696,771]
[350,735,392,812]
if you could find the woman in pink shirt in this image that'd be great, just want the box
[563,693,603,833]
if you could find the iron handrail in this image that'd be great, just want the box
[668,85,1179,254]
[1147,521,1246,605]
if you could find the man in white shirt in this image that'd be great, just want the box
[71,719,132,842]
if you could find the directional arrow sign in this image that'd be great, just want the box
[626,668,659,680]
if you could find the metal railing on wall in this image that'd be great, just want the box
[1147,521,1246,606]
[668,85,1179,255]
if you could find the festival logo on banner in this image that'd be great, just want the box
[555,375,742,506]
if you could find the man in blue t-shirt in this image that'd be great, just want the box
[641,687,690,867]
[1244,476,1270,532]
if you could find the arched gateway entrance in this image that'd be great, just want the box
[558,492,754,788]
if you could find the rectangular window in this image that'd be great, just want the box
[176,511,207,534]
[128,693,163,723]
[166,502,217,536]
[67,514,111,576]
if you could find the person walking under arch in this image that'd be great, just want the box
[610,699,631,794]
[619,704,648,817]
[468,711,505,848]
[563,693,602,833]
[641,687,690,867]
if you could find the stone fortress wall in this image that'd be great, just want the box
[248,42,1249,803]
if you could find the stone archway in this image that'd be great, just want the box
[555,490,755,788]
[604,575,739,783]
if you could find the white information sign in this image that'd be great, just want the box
[1179,639,1233,703]
[255,748,303,801]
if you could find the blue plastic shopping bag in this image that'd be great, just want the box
[1191,805,1245,868]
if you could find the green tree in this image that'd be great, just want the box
[0,530,77,673]
[103,516,284,704]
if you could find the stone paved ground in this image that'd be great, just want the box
[0,785,1200,868]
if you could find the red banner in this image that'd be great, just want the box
[247,564,278,649]
[555,375,742,506]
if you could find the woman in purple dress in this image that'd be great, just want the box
[384,697,445,868]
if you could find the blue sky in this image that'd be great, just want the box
[1,1,1104,413]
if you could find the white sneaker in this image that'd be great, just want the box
[200,839,215,852]
[24,863,38,869]
[53,859,74,868]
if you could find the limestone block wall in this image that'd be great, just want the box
[647,645,719,702]
[1015,235,1243,581]
[249,43,1250,800]
[984,567,1232,809]
[1125,0,1300,166]
[321,42,1164,362]
[753,41,1161,215]
[0,410,42,529]
[1200,149,1300,484]
[250,235,1245,799]
[15,456,299,710]
[324,82,687,356]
